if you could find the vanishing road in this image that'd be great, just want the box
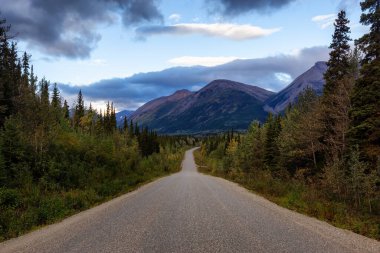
[1,148,379,253]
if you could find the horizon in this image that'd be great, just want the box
[2,0,365,111]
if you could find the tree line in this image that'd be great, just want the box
[197,1,379,239]
[0,17,195,241]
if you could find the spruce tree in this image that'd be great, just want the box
[123,116,128,132]
[349,0,380,160]
[321,10,353,163]
[22,51,30,86]
[264,113,282,170]
[74,90,85,128]
[51,83,60,108]
[39,78,50,106]
[63,100,70,119]
[324,10,352,95]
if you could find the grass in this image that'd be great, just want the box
[193,149,380,240]
[0,149,185,242]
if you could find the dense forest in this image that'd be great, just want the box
[0,17,197,241]
[196,3,380,239]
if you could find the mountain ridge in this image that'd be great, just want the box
[130,61,327,133]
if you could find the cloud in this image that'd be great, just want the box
[312,14,336,29]
[168,56,243,67]
[58,46,330,110]
[136,23,281,40]
[1,0,163,59]
[206,0,296,16]
[169,14,181,23]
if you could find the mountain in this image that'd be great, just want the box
[264,61,327,113]
[130,62,327,134]
[131,79,274,134]
[116,110,135,127]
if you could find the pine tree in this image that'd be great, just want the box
[63,100,70,119]
[321,10,353,164]
[51,83,60,108]
[22,51,30,86]
[39,78,49,106]
[264,113,282,170]
[74,90,85,128]
[323,10,352,95]
[29,65,37,94]
[123,116,128,132]
[349,0,380,160]
[129,119,134,137]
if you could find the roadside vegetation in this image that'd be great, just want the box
[195,3,380,240]
[0,17,196,241]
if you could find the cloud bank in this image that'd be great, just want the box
[1,0,163,59]
[136,23,280,40]
[58,46,330,110]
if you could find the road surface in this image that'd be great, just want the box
[1,148,379,253]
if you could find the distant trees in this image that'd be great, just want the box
[0,16,194,241]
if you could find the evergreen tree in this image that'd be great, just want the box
[323,10,352,95]
[129,119,134,137]
[74,90,85,128]
[123,116,128,132]
[264,113,282,170]
[39,78,50,106]
[321,10,353,164]
[63,100,70,119]
[21,51,30,86]
[51,83,61,108]
[349,0,380,160]
[29,65,37,94]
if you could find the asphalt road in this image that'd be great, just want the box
[1,148,379,253]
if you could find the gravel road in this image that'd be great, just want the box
[1,147,379,253]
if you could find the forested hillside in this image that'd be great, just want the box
[196,5,379,239]
[0,18,196,241]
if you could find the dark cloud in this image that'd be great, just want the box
[207,0,296,16]
[58,46,329,110]
[1,0,162,58]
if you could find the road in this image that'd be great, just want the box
[1,148,379,253]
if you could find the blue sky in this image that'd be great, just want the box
[2,0,366,111]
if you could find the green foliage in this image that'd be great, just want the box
[349,0,380,160]
[195,81,379,239]
[0,18,194,242]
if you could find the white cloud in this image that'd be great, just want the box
[168,56,243,67]
[169,13,181,23]
[312,14,336,29]
[136,23,281,40]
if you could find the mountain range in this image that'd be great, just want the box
[129,61,327,134]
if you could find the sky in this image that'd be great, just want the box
[1,0,367,111]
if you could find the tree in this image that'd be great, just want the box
[39,78,50,106]
[264,113,282,171]
[349,0,380,160]
[323,10,352,95]
[123,116,128,132]
[278,88,323,176]
[73,90,84,128]
[321,10,354,165]
[63,100,70,119]
[51,83,61,108]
